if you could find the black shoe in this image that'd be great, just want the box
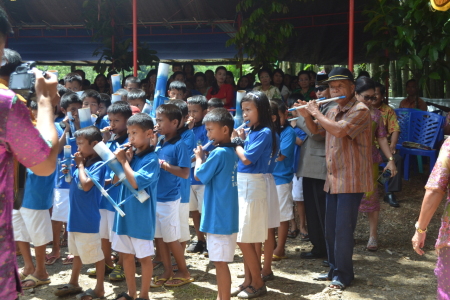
[384,193,400,208]
[186,240,205,253]
[300,252,326,259]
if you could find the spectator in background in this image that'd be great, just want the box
[357,70,370,79]
[74,69,85,81]
[290,75,298,91]
[206,66,235,109]
[205,69,215,87]
[183,63,195,84]
[284,74,292,91]
[246,73,256,88]
[91,74,110,94]
[191,72,210,96]
[399,79,428,111]
[173,71,186,83]
[145,69,157,100]
[293,71,316,101]
[237,75,252,92]
[309,71,317,87]
[226,71,237,91]
[172,63,182,73]
[372,82,402,208]
[272,68,290,100]
[253,68,281,100]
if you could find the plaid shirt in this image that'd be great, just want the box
[318,97,373,194]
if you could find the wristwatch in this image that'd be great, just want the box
[415,221,427,233]
[388,156,394,161]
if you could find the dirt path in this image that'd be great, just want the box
[19,172,442,300]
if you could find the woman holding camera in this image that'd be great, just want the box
[355,76,397,251]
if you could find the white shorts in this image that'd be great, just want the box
[111,233,155,259]
[51,188,70,222]
[236,173,268,243]
[99,209,115,240]
[264,174,280,229]
[292,175,304,202]
[207,233,237,262]
[276,183,294,222]
[154,199,181,243]
[68,232,104,264]
[189,185,205,212]
[179,203,190,243]
[13,207,52,247]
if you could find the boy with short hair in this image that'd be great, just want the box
[87,101,132,280]
[272,99,297,260]
[152,104,193,287]
[193,108,239,300]
[64,73,83,92]
[112,113,160,300]
[55,126,107,299]
[46,92,82,265]
[186,95,208,254]
[168,99,196,252]
[172,63,182,73]
[97,93,111,127]
[81,89,101,115]
[207,98,224,112]
[115,89,129,102]
[168,81,187,100]
[124,76,141,91]
[127,89,146,112]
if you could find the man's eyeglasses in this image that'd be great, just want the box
[359,94,377,101]
[314,86,328,92]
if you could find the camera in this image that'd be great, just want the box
[9,61,37,91]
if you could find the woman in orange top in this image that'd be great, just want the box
[206,66,235,109]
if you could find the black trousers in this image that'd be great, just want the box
[380,152,403,193]
[302,177,327,257]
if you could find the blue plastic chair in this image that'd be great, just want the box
[398,110,445,180]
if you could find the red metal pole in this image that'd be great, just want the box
[132,0,138,77]
[348,0,354,72]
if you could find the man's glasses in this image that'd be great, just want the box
[314,86,328,92]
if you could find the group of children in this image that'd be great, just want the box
[15,71,309,300]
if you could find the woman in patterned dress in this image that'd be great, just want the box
[355,77,397,251]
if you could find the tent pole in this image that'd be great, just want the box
[348,0,354,72]
[132,0,138,77]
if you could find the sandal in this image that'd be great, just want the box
[152,260,162,270]
[164,276,194,287]
[76,288,105,299]
[237,285,267,298]
[109,264,126,281]
[114,292,134,300]
[272,254,288,261]
[287,229,299,238]
[21,274,51,290]
[329,280,346,290]
[150,276,168,288]
[231,284,247,297]
[367,237,378,251]
[45,254,60,265]
[54,283,82,296]
[300,232,309,241]
[62,254,74,265]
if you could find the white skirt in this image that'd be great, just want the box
[264,173,281,229]
[237,173,268,243]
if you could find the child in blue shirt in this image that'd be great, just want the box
[194,108,239,300]
[231,91,277,298]
[97,93,111,128]
[111,113,160,300]
[168,99,196,251]
[271,99,297,260]
[56,126,107,299]
[87,101,132,280]
[186,95,209,254]
[127,89,146,112]
[153,104,193,288]
[48,92,81,265]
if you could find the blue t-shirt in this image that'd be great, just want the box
[190,122,209,185]
[293,126,307,173]
[95,116,110,130]
[196,145,239,235]
[179,127,196,203]
[113,148,160,240]
[22,169,56,210]
[237,126,273,174]
[55,122,77,189]
[274,125,296,185]
[267,133,280,174]
[155,135,190,202]
[68,158,106,233]
[101,134,129,212]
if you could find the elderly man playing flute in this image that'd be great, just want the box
[295,67,372,290]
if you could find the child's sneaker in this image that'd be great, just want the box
[86,264,114,276]
[186,240,205,253]
[109,264,125,281]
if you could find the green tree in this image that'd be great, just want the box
[364,0,450,94]
[226,0,306,72]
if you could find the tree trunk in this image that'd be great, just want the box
[389,60,396,97]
